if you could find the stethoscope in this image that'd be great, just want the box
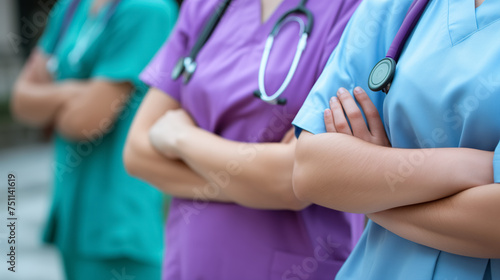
[368,0,429,94]
[172,0,314,105]
[47,0,121,76]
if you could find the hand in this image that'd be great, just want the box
[37,62,53,84]
[149,109,196,159]
[25,49,53,84]
[324,87,391,147]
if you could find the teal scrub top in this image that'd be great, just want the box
[38,0,178,264]
[293,0,500,279]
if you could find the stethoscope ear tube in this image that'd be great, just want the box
[172,0,233,82]
[188,0,233,61]
[271,6,314,36]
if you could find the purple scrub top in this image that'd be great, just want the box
[140,0,363,279]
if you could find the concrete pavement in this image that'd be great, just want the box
[0,143,64,280]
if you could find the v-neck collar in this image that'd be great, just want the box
[256,0,297,34]
[448,0,500,45]
[476,0,500,29]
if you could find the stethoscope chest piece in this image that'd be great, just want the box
[172,57,186,80]
[369,57,396,94]
[253,90,287,105]
[172,57,197,84]
[368,0,430,94]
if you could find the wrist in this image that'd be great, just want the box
[454,149,494,188]
[57,80,80,97]
[174,125,198,159]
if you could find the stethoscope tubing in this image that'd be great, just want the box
[258,16,309,104]
[368,0,429,93]
[172,0,313,105]
[256,0,313,105]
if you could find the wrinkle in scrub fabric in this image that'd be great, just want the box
[140,0,363,279]
[293,0,500,279]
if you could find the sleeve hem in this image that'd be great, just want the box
[292,107,327,137]
[139,70,181,103]
[92,72,143,86]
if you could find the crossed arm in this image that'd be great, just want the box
[124,88,309,210]
[293,87,499,258]
[11,49,132,141]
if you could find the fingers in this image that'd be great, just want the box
[352,87,385,138]
[325,87,390,146]
[336,88,371,137]
[324,109,336,133]
[329,95,352,135]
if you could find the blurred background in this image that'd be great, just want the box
[1,0,65,279]
[1,0,52,146]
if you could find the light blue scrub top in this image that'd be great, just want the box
[293,0,500,279]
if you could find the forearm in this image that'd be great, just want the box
[11,48,69,126]
[54,80,131,141]
[174,127,309,210]
[293,132,493,213]
[124,132,232,202]
[368,184,500,258]
[11,81,76,126]
[124,88,230,201]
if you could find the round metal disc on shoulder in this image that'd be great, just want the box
[368,57,396,92]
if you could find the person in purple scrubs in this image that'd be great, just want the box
[124,0,361,279]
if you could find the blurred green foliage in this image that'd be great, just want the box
[0,98,13,123]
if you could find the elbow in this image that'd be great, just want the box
[292,133,365,213]
[286,195,310,211]
[292,134,317,203]
[123,140,142,178]
[269,151,311,211]
[10,90,43,126]
[55,119,88,141]
[293,160,364,213]
[123,136,151,182]
[292,158,315,205]
[56,114,112,142]
[277,179,311,211]
[292,162,307,202]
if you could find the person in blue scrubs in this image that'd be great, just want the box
[292,0,500,279]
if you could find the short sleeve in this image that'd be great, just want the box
[292,0,414,137]
[90,0,178,87]
[38,0,71,55]
[316,1,361,77]
[494,141,500,183]
[139,0,194,103]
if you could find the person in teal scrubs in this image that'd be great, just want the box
[11,0,178,279]
[292,0,500,279]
